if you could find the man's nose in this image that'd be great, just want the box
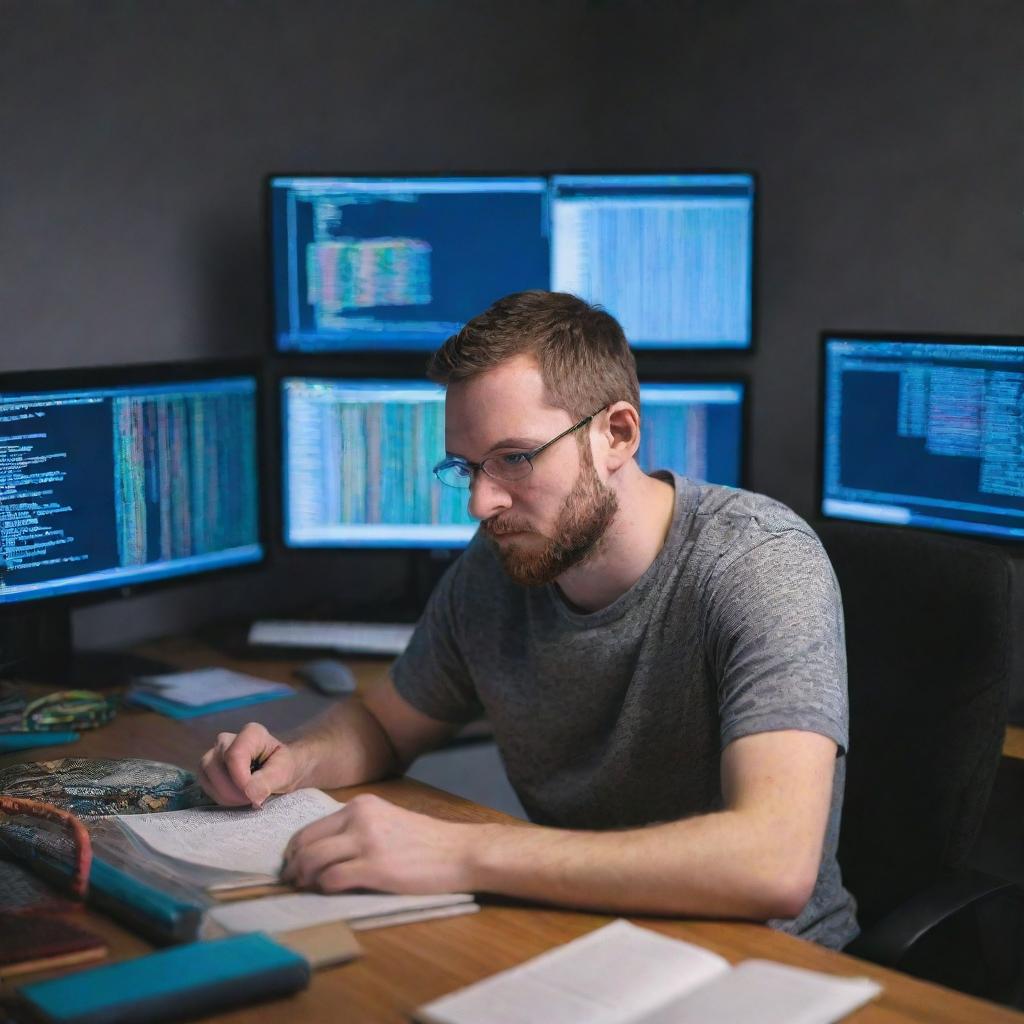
[467,470,512,522]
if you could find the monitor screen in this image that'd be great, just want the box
[281,378,477,549]
[269,173,754,353]
[550,175,754,349]
[0,372,264,605]
[269,177,550,352]
[821,335,1024,541]
[281,377,745,550]
[637,382,745,486]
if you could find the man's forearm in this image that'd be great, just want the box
[288,697,401,790]
[466,810,819,922]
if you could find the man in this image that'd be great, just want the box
[198,290,858,948]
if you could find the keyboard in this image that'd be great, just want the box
[247,620,415,657]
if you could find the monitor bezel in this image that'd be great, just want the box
[816,330,1024,547]
[263,169,759,357]
[0,357,270,613]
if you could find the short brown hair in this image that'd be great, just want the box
[427,291,640,420]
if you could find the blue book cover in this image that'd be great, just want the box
[20,932,310,1024]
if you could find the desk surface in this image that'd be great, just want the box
[2,637,1023,1024]
[1004,725,1024,760]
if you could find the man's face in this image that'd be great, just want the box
[444,355,618,586]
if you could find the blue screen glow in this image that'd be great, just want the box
[281,377,744,550]
[270,174,754,352]
[637,383,744,486]
[822,337,1024,541]
[282,378,477,549]
[0,377,263,604]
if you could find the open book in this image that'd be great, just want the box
[416,920,881,1024]
[112,788,344,892]
[106,789,478,932]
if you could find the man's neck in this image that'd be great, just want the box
[555,470,676,613]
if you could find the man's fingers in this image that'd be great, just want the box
[197,751,249,806]
[246,746,297,806]
[219,725,282,805]
[315,858,370,894]
[285,808,350,862]
[283,832,359,888]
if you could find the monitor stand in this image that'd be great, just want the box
[0,607,172,688]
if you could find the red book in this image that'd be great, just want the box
[0,914,107,978]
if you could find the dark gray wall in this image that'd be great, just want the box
[2,0,1021,647]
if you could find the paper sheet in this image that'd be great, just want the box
[116,788,342,878]
[206,891,477,936]
[417,921,882,1024]
[636,961,882,1024]
[132,667,293,707]
[418,920,730,1024]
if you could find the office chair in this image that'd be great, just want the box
[817,521,1024,1005]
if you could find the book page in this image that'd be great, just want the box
[636,959,882,1024]
[116,788,342,879]
[204,891,477,936]
[417,920,730,1024]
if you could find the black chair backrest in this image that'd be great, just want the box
[817,522,1013,928]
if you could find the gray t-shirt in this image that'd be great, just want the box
[392,473,859,949]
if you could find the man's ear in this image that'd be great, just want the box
[602,402,640,472]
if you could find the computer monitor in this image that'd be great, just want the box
[820,334,1024,541]
[550,175,755,349]
[268,176,550,353]
[0,362,265,675]
[637,382,745,486]
[281,378,477,549]
[280,376,745,554]
[268,173,755,353]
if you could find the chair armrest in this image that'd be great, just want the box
[845,868,1018,967]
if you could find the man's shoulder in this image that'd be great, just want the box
[670,478,832,591]
[683,479,819,546]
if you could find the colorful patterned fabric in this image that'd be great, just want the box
[0,758,212,816]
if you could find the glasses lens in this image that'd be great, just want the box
[483,454,533,482]
[435,461,472,489]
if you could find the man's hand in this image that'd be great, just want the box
[281,793,481,894]
[197,722,304,808]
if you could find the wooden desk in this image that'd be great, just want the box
[2,638,1023,1023]
[1004,725,1024,760]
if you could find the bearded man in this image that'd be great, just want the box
[198,290,859,949]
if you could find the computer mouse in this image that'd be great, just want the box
[294,659,357,696]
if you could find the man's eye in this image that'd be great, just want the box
[499,453,529,466]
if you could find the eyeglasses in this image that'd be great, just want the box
[433,408,606,490]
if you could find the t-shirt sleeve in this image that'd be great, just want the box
[389,556,485,724]
[704,527,849,754]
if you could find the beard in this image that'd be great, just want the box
[482,450,619,587]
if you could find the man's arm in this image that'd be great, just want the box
[282,728,837,922]
[197,678,459,807]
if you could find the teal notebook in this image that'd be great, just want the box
[126,689,290,719]
[19,932,310,1024]
[0,731,79,751]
